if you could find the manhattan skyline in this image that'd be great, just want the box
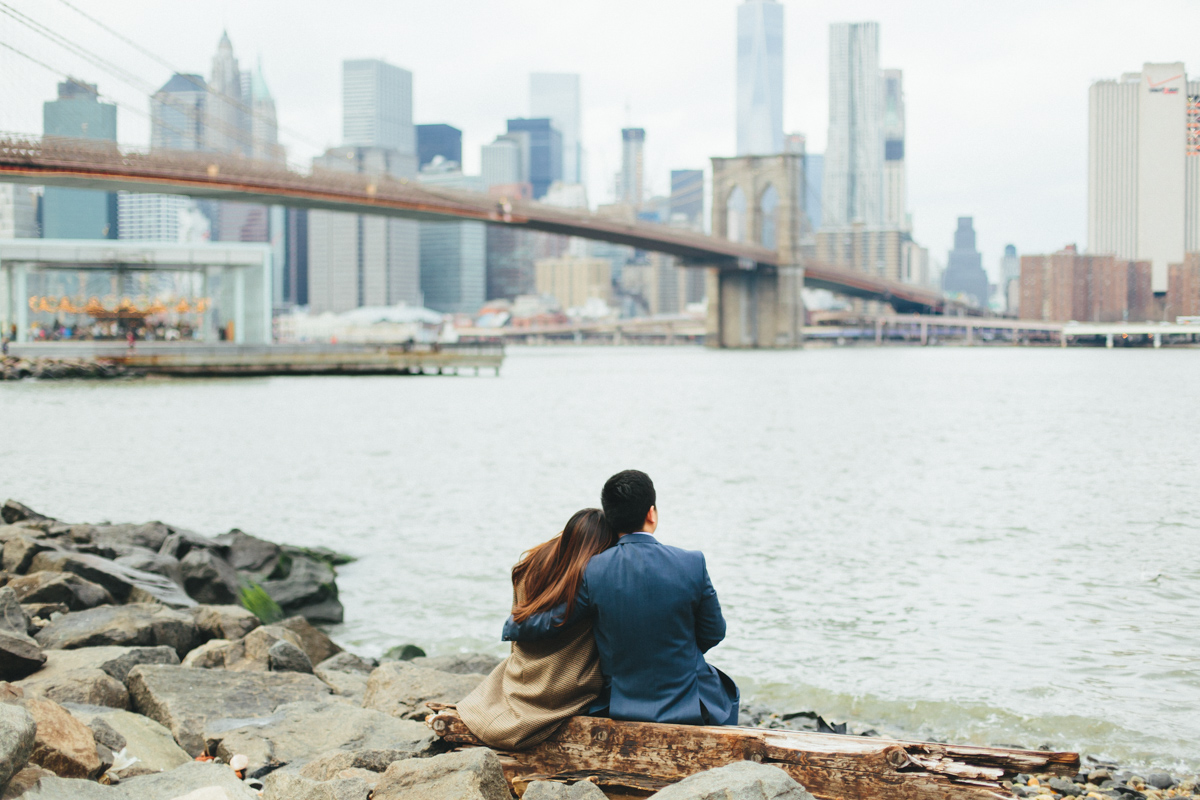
[0,0,1197,281]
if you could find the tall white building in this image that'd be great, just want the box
[620,128,645,207]
[206,32,246,156]
[342,59,414,154]
[1089,63,1199,291]
[0,185,38,239]
[882,68,907,230]
[736,0,784,156]
[418,166,486,314]
[530,73,582,185]
[117,193,210,242]
[823,22,884,227]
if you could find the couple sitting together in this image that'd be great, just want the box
[457,470,740,749]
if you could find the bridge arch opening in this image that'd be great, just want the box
[726,185,747,243]
[759,184,779,249]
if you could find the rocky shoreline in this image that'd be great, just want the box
[0,357,129,382]
[0,500,1194,800]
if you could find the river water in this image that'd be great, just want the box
[1,346,1197,770]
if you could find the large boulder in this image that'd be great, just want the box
[0,630,45,682]
[362,662,485,721]
[313,666,368,704]
[409,653,502,676]
[267,641,312,674]
[213,530,281,579]
[299,749,419,781]
[118,761,259,800]
[523,780,608,800]
[83,523,174,555]
[16,695,102,779]
[260,556,342,623]
[1,536,53,576]
[126,665,332,756]
[111,553,184,589]
[157,530,226,562]
[34,605,200,658]
[371,748,510,800]
[276,617,341,666]
[15,668,128,710]
[263,772,371,800]
[14,646,179,686]
[0,702,37,787]
[187,606,260,642]
[645,761,814,800]
[26,552,192,609]
[0,587,35,638]
[179,625,305,672]
[62,705,191,778]
[0,503,49,527]
[178,551,240,606]
[314,653,375,675]
[203,700,433,774]
[7,572,114,612]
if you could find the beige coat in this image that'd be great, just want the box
[457,582,603,750]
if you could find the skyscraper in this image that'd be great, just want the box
[942,217,989,306]
[0,185,38,239]
[308,59,420,312]
[1089,63,1199,292]
[882,68,907,230]
[506,118,561,199]
[736,0,784,156]
[343,59,415,154]
[620,128,645,207]
[670,170,704,227]
[206,32,246,156]
[151,74,206,151]
[481,135,529,190]
[246,59,284,163]
[823,22,883,227]
[418,165,486,314]
[1000,244,1020,312]
[416,124,462,169]
[42,79,118,239]
[530,73,582,184]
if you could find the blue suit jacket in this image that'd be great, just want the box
[502,533,739,726]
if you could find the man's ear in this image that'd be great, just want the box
[646,506,658,530]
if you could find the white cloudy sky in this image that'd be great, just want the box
[1,0,1197,277]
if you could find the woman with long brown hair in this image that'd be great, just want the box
[457,508,616,749]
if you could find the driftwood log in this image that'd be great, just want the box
[426,707,1078,800]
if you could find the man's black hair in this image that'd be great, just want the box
[601,470,656,535]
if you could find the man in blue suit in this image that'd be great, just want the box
[503,470,740,726]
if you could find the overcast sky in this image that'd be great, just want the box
[2,0,1197,278]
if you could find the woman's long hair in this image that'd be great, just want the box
[510,508,615,625]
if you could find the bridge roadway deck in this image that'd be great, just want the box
[0,136,965,315]
[7,341,504,376]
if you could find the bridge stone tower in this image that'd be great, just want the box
[707,153,806,348]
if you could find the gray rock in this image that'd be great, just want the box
[1,765,57,798]
[62,705,191,777]
[362,662,484,721]
[17,646,179,687]
[410,653,502,676]
[0,587,35,638]
[126,664,332,756]
[267,640,313,673]
[85,523,174,555]
[260,557,341,622]
[263,772,371,800]
[34,605,200,658]
[118,761,259,800]
[28,551,193,608]
[315,652,376,675]
[524,780,609,800]
[85,717,125,752]
[157,530,225,562]
[0,502,48,526]
[15,668,129,710]
[1146,774,1176,790]
[313,668,368,703]
[214,530,282,578]
[0,703,37,788]
[371,748,510,800]
[276,617,341,666]
[180,624,307,673]
[0,629,46,682]
[1050,777,1081,796]
[1,536,52,577]
[299,749,418,781]
[187,605,260,642]
[646,762,813,800]
[20,604,68,625]
[111,553,184,589]
[0,773,115,799]
[380,645,425,663]
[204,700,433,775]
[287,598,344,625]
[178,550,240,606]
[7,572,115,612]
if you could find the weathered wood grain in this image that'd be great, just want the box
[427,710,1078,800]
